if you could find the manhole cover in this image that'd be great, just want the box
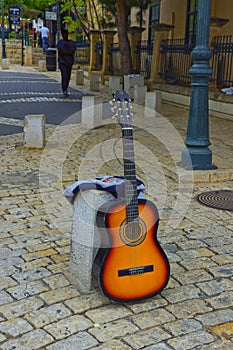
[197,190,233,211]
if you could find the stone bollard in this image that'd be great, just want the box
[1,58,10,70]
[38,60,46,72]
[134,85,147,105]
[145,91,162,116]
[90,73,99,91]
[24,114,45,149]
[109,76,121,94]
[76,69,84,85]
[124,74,144,99]
[82,96,102,129]
[69,190,114,292]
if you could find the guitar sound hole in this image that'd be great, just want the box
[120,219,147,246]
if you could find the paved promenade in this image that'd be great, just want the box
[0,65,233,350]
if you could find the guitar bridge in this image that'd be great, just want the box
[118,265,154,277]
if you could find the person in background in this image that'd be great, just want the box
[56,29,76,97]
[38,25,50,52]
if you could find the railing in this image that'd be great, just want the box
[74,41,90,65]
[109,43,122,75]
[158,38,195,84]
[135,40,153,78]
[95,41,103,70]
[211,35,233,88]
[158,36,233,87]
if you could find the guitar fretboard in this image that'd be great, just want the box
[122,128,139,222]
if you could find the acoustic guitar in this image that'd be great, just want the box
[93,90,170,302]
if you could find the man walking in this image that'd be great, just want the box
[38,25,50,52]
[57,29,76,98]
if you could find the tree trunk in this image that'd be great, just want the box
[116,0,133,75]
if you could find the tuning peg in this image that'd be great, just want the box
[111,106,116,113]
[112,114,117,119]
[109,99,115,105]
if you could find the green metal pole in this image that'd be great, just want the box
[1,0,7,59]
[180,0,217,170]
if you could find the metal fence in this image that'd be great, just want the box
[108,40,153,77]
[211,35,233,88]
[158,36,233,87]
[135,40,153,78]
[158,38,195,84]
[74,41,90,65]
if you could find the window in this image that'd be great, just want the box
[148,1,160,44]
[185,0,198,45]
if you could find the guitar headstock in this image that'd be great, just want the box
[113,90,133,129]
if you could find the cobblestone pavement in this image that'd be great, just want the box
[0,65,233,350]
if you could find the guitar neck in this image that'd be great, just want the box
[122,127,139,222]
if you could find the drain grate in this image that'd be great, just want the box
[197,190,233,211]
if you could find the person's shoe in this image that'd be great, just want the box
[63,91,68,98]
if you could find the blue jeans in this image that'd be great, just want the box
[42,37,48,52]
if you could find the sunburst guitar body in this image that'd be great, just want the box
[93,90,170,302]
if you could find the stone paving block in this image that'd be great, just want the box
[25,302,72,328]
[7,280,49,300]
[163,318,203,337]
[43,273,70,289]
[91,339,131,350]
[123,326,171,349]
[64,293,108,314]
[44,314,93,340]
[89,319,139,343]
[0,318,33,337]
[12,266,52,283]
[0,296,44,319]
[85,304,132,324]
[131,308,175,329]
[46,332,98,350]
[39,285,80,304]
[0,291,14,305]
[0,329,54,350]
[20,257,54,272]
[167,330,215,350]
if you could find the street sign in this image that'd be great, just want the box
[9,7,20,15]
[45,11,57,21]
[9,16,20,25]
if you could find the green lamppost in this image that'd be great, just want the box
[1,0,7,59]
[181,0,216,170]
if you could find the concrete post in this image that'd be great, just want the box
[148,24,174,91]
[134,85,147,105]
[1,58,10,70]
[100,30,117,83]
[38,60,46,72]
[76,69,84,85]
[90,73,99,91]
[127,26,145,72]
[88,30,101,74]
[81,96,102,129]
[24,114,45,149]
[69,190,114,292]
[124,74,144,99]
[109,76,121,94]
[145,91,162,116]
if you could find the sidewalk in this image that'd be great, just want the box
[0,64,232,350]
